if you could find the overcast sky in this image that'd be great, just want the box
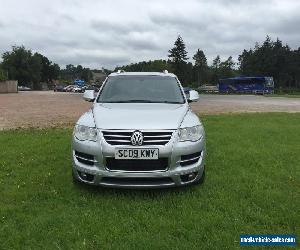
[0,0,300,69]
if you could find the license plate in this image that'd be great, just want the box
[115,148,159,160]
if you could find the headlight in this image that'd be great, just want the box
[74,125,97,141]
[178,125,203,142]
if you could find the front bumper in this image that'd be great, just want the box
[72,134,206,188]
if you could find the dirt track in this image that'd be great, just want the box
[1,91,300,129]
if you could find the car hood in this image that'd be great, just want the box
[92,103,188,130]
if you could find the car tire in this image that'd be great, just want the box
[193,167,205,185]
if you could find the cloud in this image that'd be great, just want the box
[0,0,299,69]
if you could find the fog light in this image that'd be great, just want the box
[188,173,196,180]
[78,171,94,182]
[180,172,198,183]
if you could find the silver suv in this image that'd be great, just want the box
[72,71,206,188]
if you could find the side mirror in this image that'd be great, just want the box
[83,90,95,102]
[188,90,199,102]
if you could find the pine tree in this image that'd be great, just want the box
[168,35,189,84]
[219,56,235,78]
[210,55,221,85]
[193,49,208,86]
[193,49,207,67]
[168,35,189,63]
[212,55,221,69]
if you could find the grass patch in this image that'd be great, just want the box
[0,113,299,249]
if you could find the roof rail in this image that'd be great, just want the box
[163,70,168,74]
[117,70,125,74]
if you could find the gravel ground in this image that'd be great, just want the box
[1,91,300,129]
[191,94,300,114]
[0,91,90,130]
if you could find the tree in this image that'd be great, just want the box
[212,55,221,69]
[193,49,208,86]
[30,53,42,89]
[0,64,8,81]
[101,67,113,75]
[184,62,194,85]
[238,36,300,90]
[49,63,60,82]
[168,35,189,84]
[1,46,42,89]
[208,55,236,85]
[81,67,93,82]
[1,46,60,89]
[168,35,188,63]
[219,56,235,78]
[210,55,221,84]
[60,64,93,83]
[34,53,60,84]
[115,60,171,73]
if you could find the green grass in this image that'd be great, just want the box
[0,113,299,249]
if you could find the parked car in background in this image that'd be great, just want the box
[63,85,75,92]
[54,85,65,92]
[18,85,31,91]
[72,86,83,93]
[80,86,88,92]
[58,85,86,93]
[72,71,206,188]
[198,85,219,93]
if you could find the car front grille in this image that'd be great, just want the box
[180,151,202,167]
[105,158,169,172]
[102,130,174,146]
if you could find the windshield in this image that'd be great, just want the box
[97,75,185,104]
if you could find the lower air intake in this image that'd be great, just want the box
[105,158,168,172]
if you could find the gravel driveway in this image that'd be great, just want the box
[1,91,300,129]
[191,94,300,114]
